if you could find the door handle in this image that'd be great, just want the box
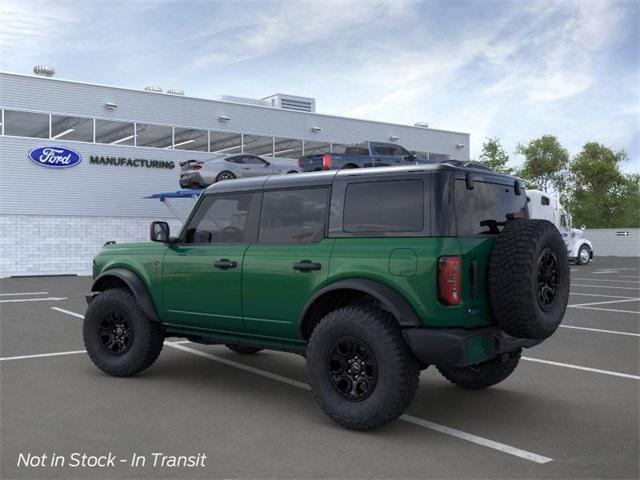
[293,261,321,272]
[214,259,237,269]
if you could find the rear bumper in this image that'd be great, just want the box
[179,172,206,188]
[403,326,542,368]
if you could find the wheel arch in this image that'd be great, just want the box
[91,268,159,322]
[299,279,422,340]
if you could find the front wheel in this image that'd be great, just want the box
[576,245,591,265]
[436,349,521,390]
[306,305,419,431]
[83,288,164,377]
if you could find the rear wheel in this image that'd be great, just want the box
[225,344,263,355]
[83,288,163,377]
[437,350,521,390]
[306,305,419,431]
[216,171,235,182]
[576,245,591,265]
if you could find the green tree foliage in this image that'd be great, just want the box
[565,142,638,228]
[516,135,569,193]
[478,137,512,174]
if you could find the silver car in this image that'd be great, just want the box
[179,154,300,188]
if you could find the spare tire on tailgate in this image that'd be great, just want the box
[489,219,569,340]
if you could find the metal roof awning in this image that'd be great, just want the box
[144,189,203,200]
[144,189,203,221]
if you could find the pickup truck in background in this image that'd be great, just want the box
[297,141,428,171]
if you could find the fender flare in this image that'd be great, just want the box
[300,278,422,330]
[91,268,159,322]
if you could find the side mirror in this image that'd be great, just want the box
[150,221,170,242]
[264,161,271,167]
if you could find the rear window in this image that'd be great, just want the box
[259,188,329,244]
[455,180,527,235]
[343,180,424,233]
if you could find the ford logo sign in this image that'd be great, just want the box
[28,146,82,168]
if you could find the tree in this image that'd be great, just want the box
[516,135,569,193]
[565,142,638,228]
[478,137,512,174]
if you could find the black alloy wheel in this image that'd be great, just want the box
[99,309,134,355]
[537,248,559,310]
[216,171,236,182]
[328,337,378,401]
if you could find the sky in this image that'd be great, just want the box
[1,0,638,172]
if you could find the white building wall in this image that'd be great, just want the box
[0,215,183,277]
[584,229,640,257]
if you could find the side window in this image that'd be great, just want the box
[243,155,267,165]
[259,188,329,244]
[226,156,243,164]
[393,146,411,157]
[343,180,424,233]
[184,193,258,244]
[560,214,567,228]
[541,196,550,206]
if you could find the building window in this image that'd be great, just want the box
[210,131,243,154]
[273,137,303,159]
[304,141,331,156]
[135,123,173,148]
[95,119,135,145]
[173,127,208,151]
[3,110,49,138]
[343,180,424,233]
[259,188,329,244]
[243,134,274,156]
[51,114,93,142]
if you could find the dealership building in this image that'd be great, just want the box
[0,69,470,278]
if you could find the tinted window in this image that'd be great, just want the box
[345,146,369,156]
[184,193,258,244]
[541,196,550,206]
[455,180,527,235]
[343,180,424,233]
[259,188,329,243]
[4,110,49,138]
[51,114,93,142]
[243,155,267,165]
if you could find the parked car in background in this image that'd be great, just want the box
[297,141,427,171]
[527,190,594,265]
[179,154,299,188]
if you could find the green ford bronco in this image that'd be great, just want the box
[84,164,569,430]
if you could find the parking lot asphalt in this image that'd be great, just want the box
[1,256,638,479]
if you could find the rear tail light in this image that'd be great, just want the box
[438,256,461,305]
[322,154,332,170]
[192,165,202,170]
[297,158,301,168]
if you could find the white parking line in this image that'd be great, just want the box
[570,292,637,299]
[0,350,86,361]
[572,284,640,291]
[0,297,67,303]
[559,325,640,337]
[166,342,552,464]
[522,357,640,380]
[573,278,640,284]
[569,305,640,315]
[51,307,85,319]
[569,298,640,308]
[0,291,49,296]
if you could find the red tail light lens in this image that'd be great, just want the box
[438,256,461,305]
[322,154,332,170]
[297,159,301,168]
[192,165,202,170]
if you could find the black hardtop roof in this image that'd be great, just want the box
[203,163,519,195]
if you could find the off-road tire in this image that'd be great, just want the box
[306,305,419,431]
[225,344,263,355]
[437,349,521,390]
[83,288,163,377]
[489,219,569,340]
[576,245,591,265]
